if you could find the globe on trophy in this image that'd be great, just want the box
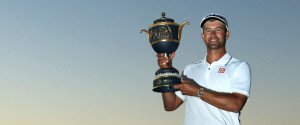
[141,12,189,93]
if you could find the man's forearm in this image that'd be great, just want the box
[162,92,176,111]
[162,92,182,111]
[200,87,247,112]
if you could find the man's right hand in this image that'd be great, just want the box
[156,52,175,69]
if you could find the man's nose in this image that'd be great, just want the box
[210,29,217,35]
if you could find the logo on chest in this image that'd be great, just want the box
[218,67,226,73]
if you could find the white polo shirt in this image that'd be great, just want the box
[176,53,251,125]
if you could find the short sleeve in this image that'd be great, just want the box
[175,91,186,101]
[230,62,251,97]
[175,69,190,101]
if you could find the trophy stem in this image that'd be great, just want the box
[163,53,172,68]
[164,53,169,57]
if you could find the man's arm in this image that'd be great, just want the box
[162,92,183,111]
[173,82,248,112]
[156,52,183,111]
[201,88,248,112]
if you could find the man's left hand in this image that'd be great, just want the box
[173,77,200,96]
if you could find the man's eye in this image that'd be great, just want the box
[215,28,222,32]
[205,29,211,32]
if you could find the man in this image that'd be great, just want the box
[157,13,251,125]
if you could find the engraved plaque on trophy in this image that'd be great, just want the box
[141,12,189,92]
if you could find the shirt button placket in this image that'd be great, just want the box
[205,66,211,87]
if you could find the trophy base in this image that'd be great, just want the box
[152,68,181,93]
[153,85,179,93]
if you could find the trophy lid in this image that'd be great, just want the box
[153,12,174,23]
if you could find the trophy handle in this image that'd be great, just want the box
[140,29,150,38]
[178,21,190,40]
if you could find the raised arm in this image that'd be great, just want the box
[157,53,183,111]
[161,92,183,111]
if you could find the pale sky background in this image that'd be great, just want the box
[0,0,299,125]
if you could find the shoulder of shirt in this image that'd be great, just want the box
[183,60,204,69]
[228,57,250,68]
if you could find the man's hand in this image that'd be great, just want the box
[157,52,175,69]
[173,75,200,96]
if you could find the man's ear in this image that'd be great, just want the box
[226,31,230,40]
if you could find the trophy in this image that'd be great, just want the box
[141,12,189,92]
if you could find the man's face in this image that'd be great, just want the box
[201,20,229,50]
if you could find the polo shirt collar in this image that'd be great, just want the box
[203,53,232,66]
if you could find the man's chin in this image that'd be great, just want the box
[207,45,219,50]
